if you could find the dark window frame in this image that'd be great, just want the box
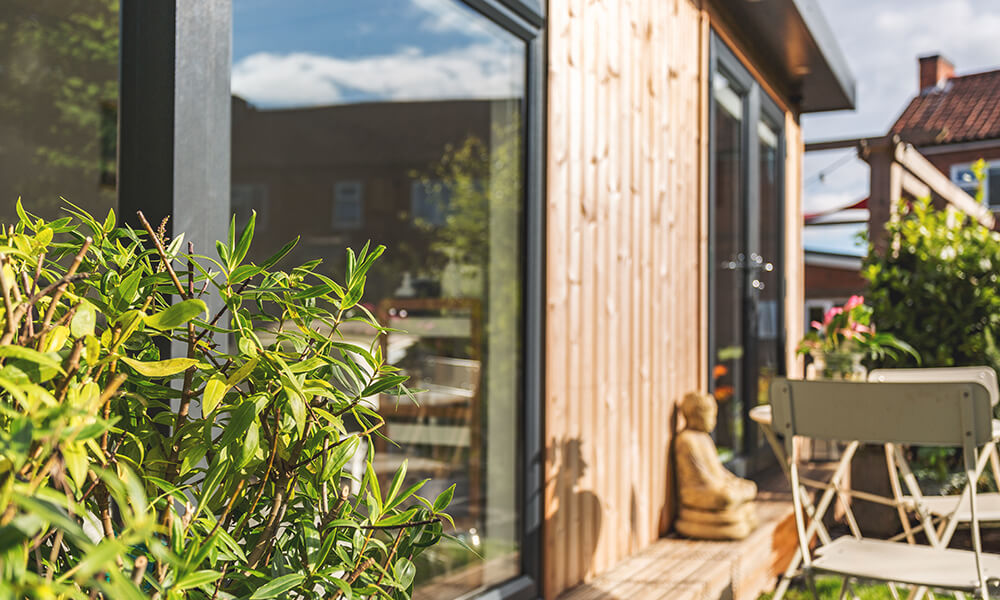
[707,31,786,475]
[119,1,546,598]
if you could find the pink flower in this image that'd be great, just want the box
[822,306,843,326]
[844,295,865,310]
[811,320,824,331]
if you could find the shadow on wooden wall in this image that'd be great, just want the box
[546,437,603,590]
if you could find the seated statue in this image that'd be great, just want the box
[675,391,758,540]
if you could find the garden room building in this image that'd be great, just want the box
[0,0,854,598]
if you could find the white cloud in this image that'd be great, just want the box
[231,42,522,108]
[804,0,1000,142]
[408,0,499,41]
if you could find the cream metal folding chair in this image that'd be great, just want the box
[771,378,1000,599]
[750,404,860,600]
[870,367,1000,549]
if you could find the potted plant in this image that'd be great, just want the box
[797,295,919,380]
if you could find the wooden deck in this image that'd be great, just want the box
[558,476,797,600]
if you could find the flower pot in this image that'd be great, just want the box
[808,350,867,381]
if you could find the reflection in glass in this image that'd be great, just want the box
[232,2,525,596]
[753,119,782,452]
[710,72,745,461]
[0,1,119,222]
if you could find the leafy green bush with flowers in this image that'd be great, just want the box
[796,294,919,364]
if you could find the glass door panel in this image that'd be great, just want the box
[709,72,745,462]
[746,118,783,458]
[708,37,785,472]
[231,2,526,596]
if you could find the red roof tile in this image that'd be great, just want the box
[890,69,1000,145]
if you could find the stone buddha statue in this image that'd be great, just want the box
[675,391,758,540]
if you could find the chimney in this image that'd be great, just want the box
[919,54,954,93]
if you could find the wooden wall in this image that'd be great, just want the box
[543,0,804,597]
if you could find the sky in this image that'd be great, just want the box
[230,0,523,108]
[228,0,1000,256]
[802,0,1000,254]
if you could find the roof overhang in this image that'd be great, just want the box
[716,0,856,113]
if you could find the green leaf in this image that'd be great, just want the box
[85,335,101,365]
[103,208,116,233]
[62,443,89,489]
[202,374,228,415]
[385,459,407,509]
[225,356,259,387]
[63,539,121,582]
[233,210,256,267]
[216,239,231,271]
[15,198,29,225]
[248,573,307,599]
[144,299,208,330]
[287,391,307,437]
[322,436,359,481]
[41,325,69,353]
[386,478,429,512]
[375,507,418,527]
[433,484,455,512]
[115,269,142,311]
[229,263,261,285]
[361,375,408,397]
[120,356,198,377]
[173,570,222,591]
[195,456,228,521]
[0,346,64,374]
[219,400,258,449]
[237,420,259,469]
[70,300,97,337]
[322,575,352,599]
[366,461,383,516]
[259,237,299,270]
[394,557,416,590]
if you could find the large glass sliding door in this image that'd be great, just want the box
[708,35,785,474]
[231,2,540,597]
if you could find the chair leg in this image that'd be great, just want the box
[838,577,851,600]
[804,568,820,600]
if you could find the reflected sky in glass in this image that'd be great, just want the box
[232,0,522,108]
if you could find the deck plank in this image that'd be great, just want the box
[558,481,795,600]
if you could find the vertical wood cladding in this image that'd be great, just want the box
[544,0,804,597]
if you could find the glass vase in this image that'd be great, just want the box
[808,349,867,382]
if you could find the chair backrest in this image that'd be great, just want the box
[772,378,994,596]
[869,366,999,407]
[769,378,992,448]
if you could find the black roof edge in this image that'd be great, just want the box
[793,0,857,112]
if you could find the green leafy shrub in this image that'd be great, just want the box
[0,201,454,599]
[862,196,1000,372]
[863,194,1000,486]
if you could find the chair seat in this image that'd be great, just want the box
[904,492,1000,522]
[813,537,1000,591]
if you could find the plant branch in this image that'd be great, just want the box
[39,237,91,335]
[360,517,441,531]
[136,211,187,299]
[0,255,18,344]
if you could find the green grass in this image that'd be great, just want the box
[758,577,895,599]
